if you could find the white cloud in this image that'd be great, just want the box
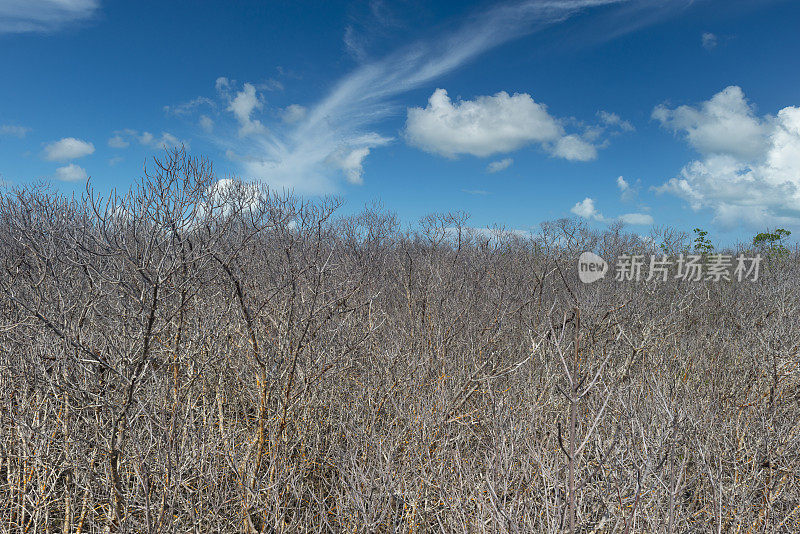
[616,175,639,201]
[109,129,187,150]
[199,115,214,133]
[108,156,123,166]
[143,132,183,149]
[281,104,307,124]
[552,134,597,161]
[487,158,513,173]
[149,132,177,148]
[619,212,654,225]
[655,86,800,228]
[405,89,595,160]
[344,25,368,62]
[571,197,652,225]
[598,110,634,132]
[108,134,129,148]
[0,0,99,34]
[200,0,627,193]
[702,32,717,50]
[327,134,390,184]
[54,163,88,182]
[215,77,230,92]
[0,124,31,138]
[571,198,603,221]
[44,137,95,161]
[653,86,768,160]
[332,148,370,184]
[226,83,266,137]
[447,225,531,242]
[163,96,214,116]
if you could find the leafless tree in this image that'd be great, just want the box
[1,148,798,532]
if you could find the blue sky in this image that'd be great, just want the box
[1,0,799,245]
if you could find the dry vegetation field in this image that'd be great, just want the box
[1,150,799,532]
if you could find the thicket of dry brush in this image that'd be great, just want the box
[1,149,799,533]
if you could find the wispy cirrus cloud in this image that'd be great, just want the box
[194,0,683,193]
[0,0,99,34]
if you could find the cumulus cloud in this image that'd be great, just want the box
[226,83,266,137]
[653,86,768,160]
[281,104,307,124]
[405,89,598,161]
[655,86,800,228]
[571,198,603,221]
[1,124,32,138]
[44,137,95,161]
[552,134,597,161]
[54,163,89,182]
[405,89,560,157]
[0,0,99,34]
[487,158,514,173]
[571,197,652,225]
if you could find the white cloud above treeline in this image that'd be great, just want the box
[653,86,767,160]
[571,197,653,226]
[108,129,187,150]
[55,163,89,182]
[618,212,654,225]
[404,89,597,161]
[183,0,635,193]
[654,86,800,228]
[571,197,602,220]
[222,81,266,138]
[44,137,95,161]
